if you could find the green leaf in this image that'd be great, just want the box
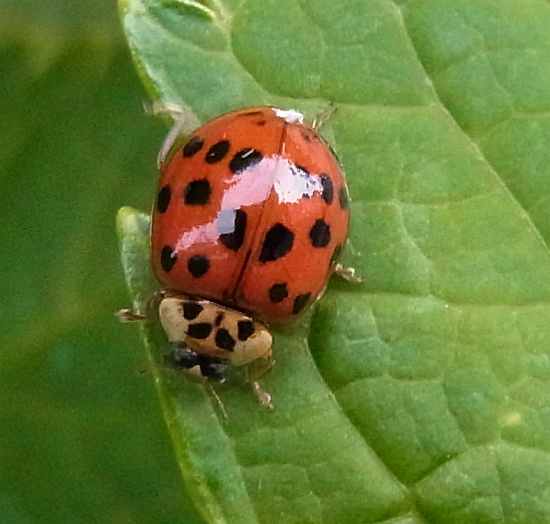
[120,0,550,523]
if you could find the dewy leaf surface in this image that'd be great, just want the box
[120,0,550,522]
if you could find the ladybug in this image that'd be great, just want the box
[121,106,357,407]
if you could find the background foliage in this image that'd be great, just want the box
[0,0,202,522]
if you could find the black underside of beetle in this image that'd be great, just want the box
[168,343,228,382]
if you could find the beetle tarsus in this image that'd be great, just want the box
[252,381,274,410]
[333,263,363,284]
[115,309,146,322]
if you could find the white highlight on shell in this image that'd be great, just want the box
[273,159,323,203]
[273,108,304,124]
[221,156,322,207]
[175,156,322,251]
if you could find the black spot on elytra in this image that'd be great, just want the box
[182,136,204,157]
[242,111,267,125]
[237,320,255,341]
[215,328,236,352]
[301,130,313,142]
[320,174,333,204]
[259,223,294,262]
[220,209,247,251]
[309,219,331,248]
[157,185,171,213]
[229,149,263,174]
[243,110,264,117]
[184,179,211,206]
[214,312,224,327]
[160,246,177,272]
[182,301,203,320]
[205,140,230,164]
[293,293,311,314]
[187,255,210,278]
[187,322,213,339]
[339,186,349,210]
[269,283,288,303]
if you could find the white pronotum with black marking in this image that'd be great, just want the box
[159,293,273,381]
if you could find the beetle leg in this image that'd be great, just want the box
[115,309,146,322]
[244,353,274,409]
[144,102,197,168]
[333,263,363,284]
[251,381,274,410]
[311,102,336,131]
